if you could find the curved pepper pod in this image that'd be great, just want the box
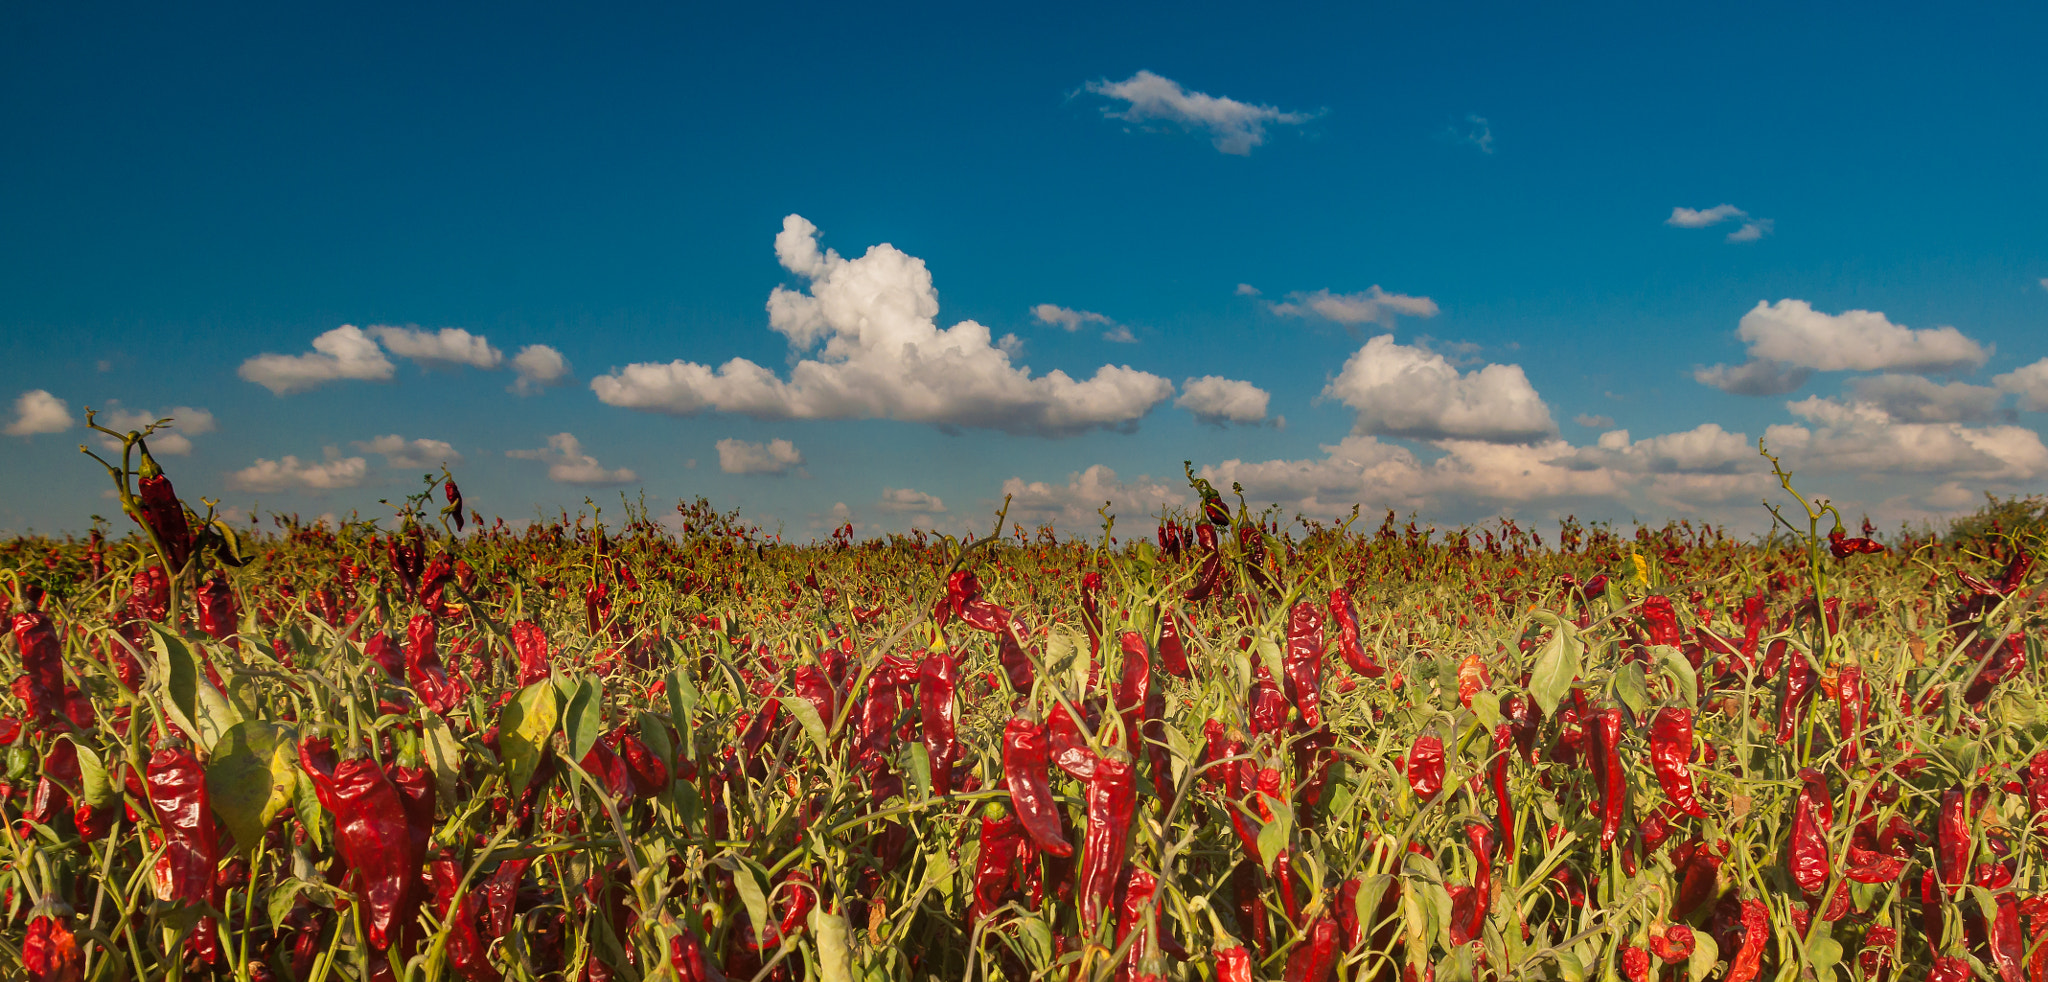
[918,646,960,796]
[1079,754,1134,932]
[145,744,219,906]
[1328,588,1383,678]
[299,740,422,951]
[1156,610,1190,678]
[1282,602,1324,728]
[1406,732,1444,802]
[1000,718,1073,857]
[9,609,64,723]
[1115,632,1151,756]
[1649,707,1705,818]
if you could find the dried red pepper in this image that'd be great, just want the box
[1776,643,1815,745]
[1000,718,1073,856]
[1838,665,1867,763]
[23,912,84,982]
[1157,609,1190,678]
[1214,943,1253,982]
[1789,768,1833,895]
[919,645,960,795]
[971,806,1026,925]
[1594,707,1628,851]
[145,742,219,907]
[1407,732,1444,802]
[196,571,238,642]
[1724,899,1769,982]
[1046,703,1097,781]
[135,454,195,572]
[1329,587,1384,677]
[9,606,64,724]
[1283,914,1339,982]
[1282,602,1325,728]
[1649,707,1704,818]
[1490,722,1515,860]
[1079,753,1134,931]
[1116,631,1152,756]
[298,737,423,951]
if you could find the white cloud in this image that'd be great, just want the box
[367,326,503,370]
[1323,335,1557,444]
[507,433,638,486]
[1235,283,1262,297]
[999,465,1188,531]
[352,435,463,469]
[1725,219,1774,243]
[878,487,946,513]
[1457,114,1494,154]
[1102,325,1138,344]
[1270,287,1439,328]
[96,404,216,455]
[591,215,1175,436]
[1573,413,1615,428]
[1842,374,2004,423]
[1032,304,1112,332]
[510,344,572,395]
[1693,358,1813,396]
[1202,436,1625,520]
[238,325,396,395]
[716,437,804,475]
[1734,300,1989,374]
[1083,70,1316,155]
[1993,357,2048,412]
[4,390,71,436]
[227,451,370,493]
[1564,423,1758,475]
[1666,204,1748,228]
[1176,376,1270,426]
[1765,397,2048,482]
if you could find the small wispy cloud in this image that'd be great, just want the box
[1083,70,1318,155]
[1455,114,1493,153]
[1269,287,1440,328]
[1666,204,1773,243]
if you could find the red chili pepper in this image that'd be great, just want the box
[1927,957,1971,982]
[1503,694,1538,763]
[1157,609,1190,678]
[1329,588,1384,678]
[1046,703,1097,781]
[1079,754,1134,931]
[971,806,1026,926]
[1724,899,1769,982]
[9,607,64,724]
[1000,718,1073,857]
[1490,723,1515,860]
[1461,822,1494,943]
[1936,785,1981,890]
[441,479,465,532]
[918,645,960,795]
[135,460,195,572]
[196,571,238,642]
[1838,665,1867,764]
[1776,643,1815,744]
[1671,842,1722,918]
[406,613,466,714]
[23,913,84,982]
[1648,925,1694,962]
[1279,603,1325,728]
[2029,749,2048,830]
[1115,867,1163,978]
[1079,572,1105,654]
[1282,914,1339,982]
[510,620,552,686]
[145,742,219,907]
[1116,631,1152,757]
[1594,707,1628,851]
[1987,891,2024,982]
[1185,551,1225,602]
[1649,707,1704,818]
[1407,732,1444,802]
[298,738,423,951]
[428,853,498,982]
[1620,945,1651,982]
[1249,667,1289,737]
[1335,878,1363,951]
[1214,944,1253,982]
[792,663,836,733]
[1789,768,1832,895]
[1640,594,1683,646]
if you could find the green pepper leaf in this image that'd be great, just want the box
[207,720,296,854]
[560,676,603,763]
[501,680,559,798]
[777,695,830,758]
[1527,617,1581,719]
[811,908,853,982]
[1613,659,1649,720]
[422,711,463,804]
[69,740,119,810]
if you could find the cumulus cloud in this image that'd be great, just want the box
[1032,304,1112,331]
[1201,436,1624,521]
[1324,335,1557,443]
[1764,397,2048,482]
[1083,70,1316,155]
[878,487,946,513]
[1693,359,1813,396]
[716,438,804,475]
[1269,288,1439,328]
[1734,300,1989,374]
[368,326,503,370]
[352,435,463,469]
[1000,465,1188,531]
[1842,375,2005,423]
[1666,205,1772,243]
[239,325,397,395]
[1176,376,1271,426]
[5,390,72,436]
[508,345,571,395]
[590,215,1175,436]
[1235,283,1262,297]
[96,404,217,455]
[1993,357,2048,412]
[508,433,638,486]
[227,451,370,493]
[1564,423,1758,475]
[1573,413,1615,428]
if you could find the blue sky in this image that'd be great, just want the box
[5,1,2046,538]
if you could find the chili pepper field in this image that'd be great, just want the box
[3,426,2047,982]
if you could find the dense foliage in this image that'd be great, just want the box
[1,420,2044,982]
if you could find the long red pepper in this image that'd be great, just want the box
[971,807,1025,925]
[299,738,422,950]
[1407,732,1444,802]
[1001,718,1073,856]
[1115,867,1162,978]
[1649,708,1704,818]
[1282,602,1324,728]
[1047,703,1097,781]
[1776,643,1815,744]
[1490,723,1515,860]
[145,742,219,906]
[1079,754,1134,931]
[135,460,195,572]
[1282,914,1338,982]
[9,607,64,723]
[1249,667,1288,737]
[1594,708,1627,851]
[1157,610,1191,678]
[1725,899,1769,982]
[196,571,238,642]
[919,646,960,795]
[1789,768,1832,895]
[1116,631,1151,756]
[1837,665,1868,763]
[1329,588,1383,677]
[1214,943,1253,982]
[1936,785,1978,890]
